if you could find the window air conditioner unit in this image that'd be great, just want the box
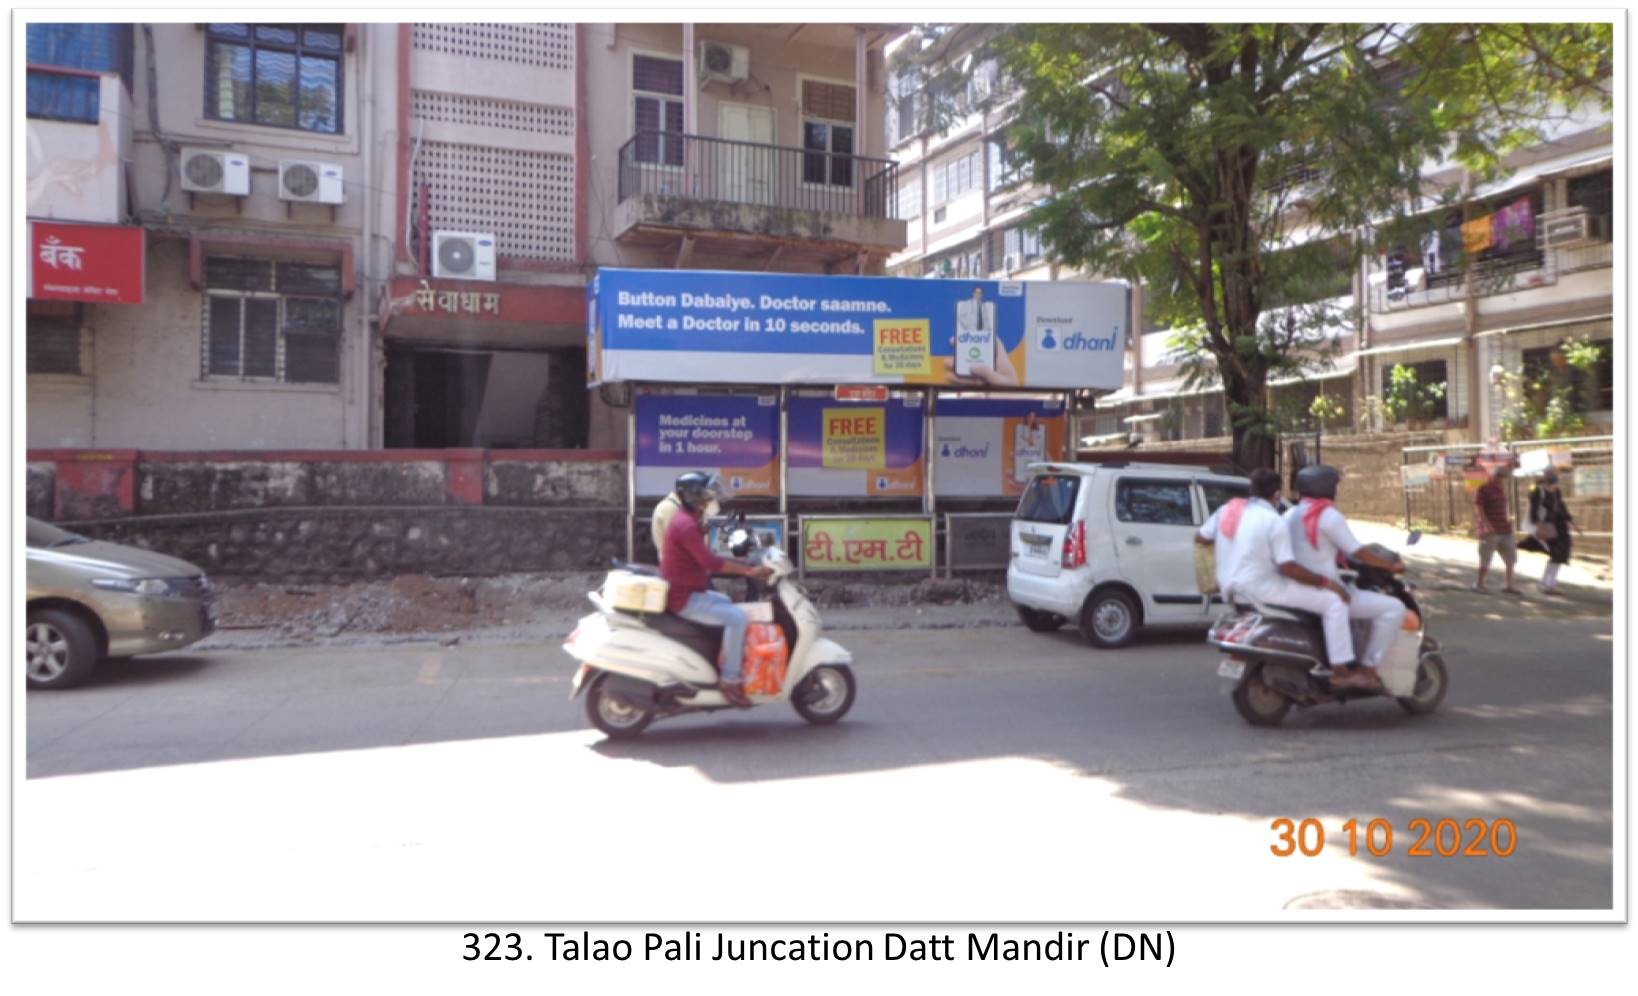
[698,41,750,84]
[180,147,250,196]
[432,231,498,281]
[1539,207,1599,250]
[278,160,345,204]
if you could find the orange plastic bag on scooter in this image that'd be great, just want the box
[741,623,790,695]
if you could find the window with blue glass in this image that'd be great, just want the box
[26,23,132,123]
[206,24,344,134]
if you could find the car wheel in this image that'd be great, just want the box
[26,607,100,690]
[1014,604,1066,633]
[1079,589,1139,649]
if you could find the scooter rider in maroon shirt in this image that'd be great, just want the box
[660,472,771,708]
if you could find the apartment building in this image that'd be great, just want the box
[26,23,382,450]
[25,21,907,452]
[882,30,1614,450]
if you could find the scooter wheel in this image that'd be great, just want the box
[1396,652,1448,715]
[792,665,856,725]
[1232,662,1292,727]
[585,673,654,739]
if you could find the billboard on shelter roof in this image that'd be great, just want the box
[588,268,1127,391]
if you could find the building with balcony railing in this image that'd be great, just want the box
[883,27,1614,453]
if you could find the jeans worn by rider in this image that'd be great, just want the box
[660,505,747,685]
[1282,499,1407,668]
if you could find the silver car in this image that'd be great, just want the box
[25,518,215,689]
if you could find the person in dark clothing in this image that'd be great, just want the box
[1528,468,1578,593]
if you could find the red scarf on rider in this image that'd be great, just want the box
[1301,498,1335,549]
[1218,497,1248,539]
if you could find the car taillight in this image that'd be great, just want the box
[1061,520,1086,569]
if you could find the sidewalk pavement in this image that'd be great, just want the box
[1351,518,1613,601]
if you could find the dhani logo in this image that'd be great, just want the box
[940,441,990,459]
[1041,329,1118,351]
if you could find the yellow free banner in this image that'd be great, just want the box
[821,406,886,469]
[802,517,933,572]
[873,317,931,376]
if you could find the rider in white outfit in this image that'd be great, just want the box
[1227,480,1354,678]
[1281,465,1407,689]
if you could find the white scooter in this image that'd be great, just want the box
[563,519,857,739]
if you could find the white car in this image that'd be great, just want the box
[1007,462,1250,648]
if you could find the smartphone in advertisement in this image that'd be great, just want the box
[955,290,996,377]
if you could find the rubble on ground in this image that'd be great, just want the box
[210,571,1012,639]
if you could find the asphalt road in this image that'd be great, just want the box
[20,564,1613,920]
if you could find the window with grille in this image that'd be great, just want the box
[896,171,921,220]
[1523,340,1614,414]
[26,301,83,375]
[931,148,983,206]
[206,24,344,134]
[1567,169,1613,241]
[1001,226,1043,268]
[632,54,684,166]
[202,257,341,384]
[802,80,856,188]
[988,137,1031,191]
[1397,359,1450,420]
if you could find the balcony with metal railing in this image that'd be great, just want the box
[1368,211,1613,316]
[610,130,908,266]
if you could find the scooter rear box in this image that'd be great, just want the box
[604,571,669,614]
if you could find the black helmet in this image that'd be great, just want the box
[673,471,722,512]
[1294,464,1342,500]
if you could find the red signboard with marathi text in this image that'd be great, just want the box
[29,221,145,304]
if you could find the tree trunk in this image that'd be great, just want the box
[1223,365,1276,473]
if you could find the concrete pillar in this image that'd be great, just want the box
[683,23,698,196]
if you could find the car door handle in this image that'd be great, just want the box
[1125,536,1142,546]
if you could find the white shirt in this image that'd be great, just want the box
[1197,499,1242,596]
[1281,501,1362,584]
[1225,499,1295,599]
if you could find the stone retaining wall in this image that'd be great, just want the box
[59,506,628,581]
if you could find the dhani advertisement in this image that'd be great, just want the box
[787,393,925,497]
[933,397,1068,498]
[633,393,780,497]
[588,268,1128,390]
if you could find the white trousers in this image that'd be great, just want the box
[1348,587,1408,667]
[1243,578,1354,666]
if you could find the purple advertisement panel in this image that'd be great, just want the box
[634,393,780,497]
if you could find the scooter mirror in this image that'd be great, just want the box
[1406,529,1422,546]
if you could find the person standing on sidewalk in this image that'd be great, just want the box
[1473,463,1521,595]
[1528,468,1578,593]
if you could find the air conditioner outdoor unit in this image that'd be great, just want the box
[1004,253,1021,272]
[180,147,250,196]
[432,231,497,281]
[698,41,750,84]
[1539,208,1600,250]
[278,160,345,204]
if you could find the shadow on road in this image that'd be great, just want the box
[75,655,218,689]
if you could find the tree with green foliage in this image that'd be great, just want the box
[897,22,1612,469]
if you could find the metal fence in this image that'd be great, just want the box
[617,130,899,220]
[1400,435,1615,537]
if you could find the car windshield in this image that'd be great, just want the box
[26,518,90,549]
[1016,474,1081,524]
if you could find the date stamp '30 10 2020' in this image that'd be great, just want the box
[1270,817,1518,859]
